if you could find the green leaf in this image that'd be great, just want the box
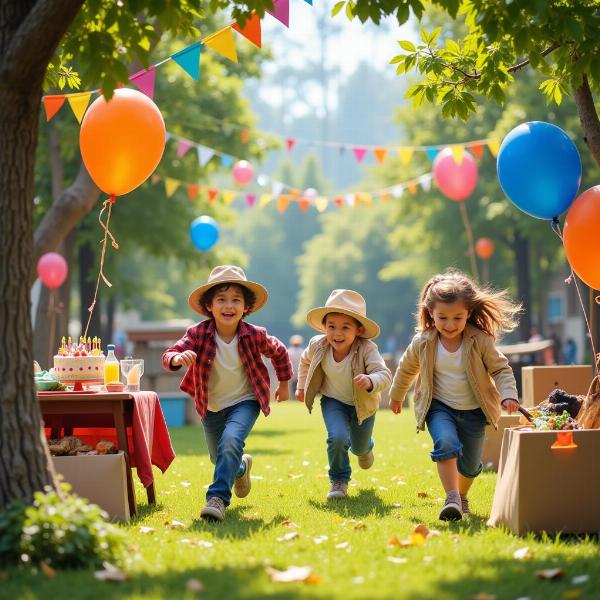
[399,40,416,52]
[345,1,355,20]
[332,1,345,17]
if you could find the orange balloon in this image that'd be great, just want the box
[79,88,165,196]
[564,185,600,290]
[475,237,494,260]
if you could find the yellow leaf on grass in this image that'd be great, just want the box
[280,519,299,528]
[417,491,428,498]
[470,594,496,600]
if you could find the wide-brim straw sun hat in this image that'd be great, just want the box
[188,265,268,317]
[306,289,380,339]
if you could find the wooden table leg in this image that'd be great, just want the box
[112,401,137,517]
[146,483,156,505]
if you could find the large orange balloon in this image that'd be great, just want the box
[475,237,494,260]
[80,88,165,196]
[563,185,600,289]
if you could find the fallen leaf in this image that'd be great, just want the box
[250,475,263,480]
[513,547,533,560]
[94,562,128,582]
[387,556,407,564]
[139,526,155,535]
[378,486,388,491]
[536,568,565,580]
[451,534,460,543]
[335,541,350,549]
[417,491,428,498]
[180,481,192,487]
[313,535,328,544]
[305,574,322,585]
[280,519,299,528]
[277,532,300,543]
[186,578,205,592]
[470,594,496,600]
[353,522,367,530]
[40,561,56,578]
[302,461,310,466]
[423,555,434,563]
[572,575,589,585]
[410,532,426,546]
[387,535,401,547]
[563,591,582,599]
[413,524,430,537]
[393,503,402,508]
[352,576,365,585]
[166,519,186,530]
[288,473,304,479]
[265,565,313,583]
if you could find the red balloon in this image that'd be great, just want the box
[433,148,478,201]
[564,185,600,289]
[37,252,68,289]
[475,238,495,260]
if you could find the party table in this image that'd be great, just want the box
[39,390,176,517]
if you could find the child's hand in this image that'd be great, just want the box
[275,381,290,403]
[353,374,373,391]
[295,389,305,403]
[172,351,197,368]
[501,398,520,414]
[390,399,403,415]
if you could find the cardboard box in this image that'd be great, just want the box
[52,452,130,522]
[521,365,593,407]
[481,414,522,470]
[487,428,600,535]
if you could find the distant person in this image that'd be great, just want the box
[528,325,544,365]
[296,289,392,501]
[390,271,520,521]
[162,265,292,522]
[287,334,305,398]
[563,338,577,364]
[549,330,563,365]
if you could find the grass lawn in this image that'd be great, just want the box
[4,402,600,599]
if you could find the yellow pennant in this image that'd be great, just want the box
[165,178,180,198]
[315,196,328,212]
[222,190,236,205]
[67,92,92,123]
[204,26,238,63]
[451,145,464,165]
[487,139,500,157]
[259,193,272,208]
[398,147,414,166]
[362,193,373,207]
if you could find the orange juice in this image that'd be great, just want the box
[104,361,120,385]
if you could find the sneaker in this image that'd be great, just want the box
[357,450,374,470]
[461,495,471,515]
[327,481,348,500]
[201,496,225,522]
[234,454,253,498]
[439,493,462,521]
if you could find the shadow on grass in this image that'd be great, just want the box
[308,488,397,518]
[251,428,308,438]
[190,508,290,540]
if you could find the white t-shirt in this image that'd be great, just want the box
[207,334,256,412]
[320,347,355,405]
[432,338,479,410]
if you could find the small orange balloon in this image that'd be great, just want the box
[79,88,165,196]
[564,185,600,290]
[475,237,494,260]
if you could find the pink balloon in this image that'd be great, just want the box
[232,160,254,186]
[37,252,68,289]
[433,148,478,201]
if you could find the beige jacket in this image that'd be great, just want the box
[390,324,518,431]
[297,335,392,424]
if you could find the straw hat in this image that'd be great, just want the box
[306,289,380,339]
[188,265,268,317]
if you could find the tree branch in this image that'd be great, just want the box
[573,74,600,169]
[507,42,561,74]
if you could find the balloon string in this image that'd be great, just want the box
[551,217,600,377]
[83,195,119,340]
[458,201,480,281]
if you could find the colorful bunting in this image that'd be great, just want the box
[165,178,180,197]
[315,197,328,212]
[204,26,238,63]
[43,95,66,121]
[277,195,291,213]
[487,140,500,157]
[187,184,200,200]
[373,148,388,165]
[129,66,156,99]
[207,187,219,202]
[172,42,201,80]
[66,92,92,123]
[267,0,290,27]
[246,193,256,207]
[471,143,484,160]
[197,145,215,167]
[425,147,439,162]
[353,147,368,163]
[222,190,236,206]
[399,147,414,166]
[232,12,262,48]
[259,193,272,207]
[286,138,296,151]
[177,139,194,157]
[451,145,464,166]
[221,154,234,168]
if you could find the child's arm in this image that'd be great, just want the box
[356,342,392,393]
[259,332,293,402]
[480,336,519,405]
[295,338,316,404]
[389,338,421,414]
[162,327,199,371]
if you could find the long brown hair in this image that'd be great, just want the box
[416,270,521,339]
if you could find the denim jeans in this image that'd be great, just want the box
[321,396,375,483]
[202,399,260,505]
[425,399,487,478]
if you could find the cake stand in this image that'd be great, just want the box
[59,378,104,392]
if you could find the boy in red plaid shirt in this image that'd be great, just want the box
[163,265,292,521]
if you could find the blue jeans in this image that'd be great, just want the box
[202,399,260,505]
[321,396,375,483]
[425,399,487,478]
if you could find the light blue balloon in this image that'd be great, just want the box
[497,121,582,220]
[190,215,219,251]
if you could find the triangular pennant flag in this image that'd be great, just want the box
[451,145,464,165]
[391,185,404,199]
[362,193,373,207]
[419,174,432,192]
[231,12,262,48]
[259,193,272,208]
[221,154,234,168]
[204,26,238,63]
[298,197,311,212]
[66,92,92,123]
[487,139,501,157]
[286,138,296,151]
[399,147,414,166]
[471,143,484,160]
[197,145,215,167]
[373,148,388,165]
[267,0,290,27]
[353,147,368,163]
[407,181,417,195]
[43,95,66,121]
[425,146,439,162]
[271,181,285,197]
[207,188,219,202]
[290,188,301,198]
[187,184,200,201]
[304,0,313,4]
[129,66,156,99]
[277,195,291,213]
[339,145,346,155]
[380,192,391,203]
[222,190,236,206]
[151,173,161,185]
[240,128,250,144]
[345,194,355,208]
[177,138,194,157]
[165,178,180,198]
[172,42,201,80]
[246,193,256,207]
[315,197,328,212]
[334,196,344,207]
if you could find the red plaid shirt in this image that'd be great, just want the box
[162,319,292,418]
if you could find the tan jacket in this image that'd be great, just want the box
[297,335,392,424]
[390,324,518,431]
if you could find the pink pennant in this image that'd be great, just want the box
[177,139,194,157]
[129,66,157,99]
[267,0,290,27]
[246,193,257,207]
[352,147,368,163]
[286,138,296,151]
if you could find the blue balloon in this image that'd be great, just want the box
[497,121,582,220]
[190,215,219,251]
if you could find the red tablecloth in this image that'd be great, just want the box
[43,391,176,488]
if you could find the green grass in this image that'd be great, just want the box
[3,403,600,599]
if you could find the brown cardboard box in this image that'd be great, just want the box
[52,452,130,522]
[521,365,593,407]
[481,414,521,470]
[488,428,600,535]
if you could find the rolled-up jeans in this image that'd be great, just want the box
[320,396,375,483]
[202,399,260,505]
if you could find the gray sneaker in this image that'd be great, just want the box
[201,496,225,521]
[327,480,348,500]
[357,450,374,469]
[461,495,471,515]
[234,454,253,498]
[439,493,462,521]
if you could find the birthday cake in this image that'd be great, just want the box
[53,336,105,381]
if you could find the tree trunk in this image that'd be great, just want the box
[0,0,85,508]
[514,229,532,342]
[573,75,600,168]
